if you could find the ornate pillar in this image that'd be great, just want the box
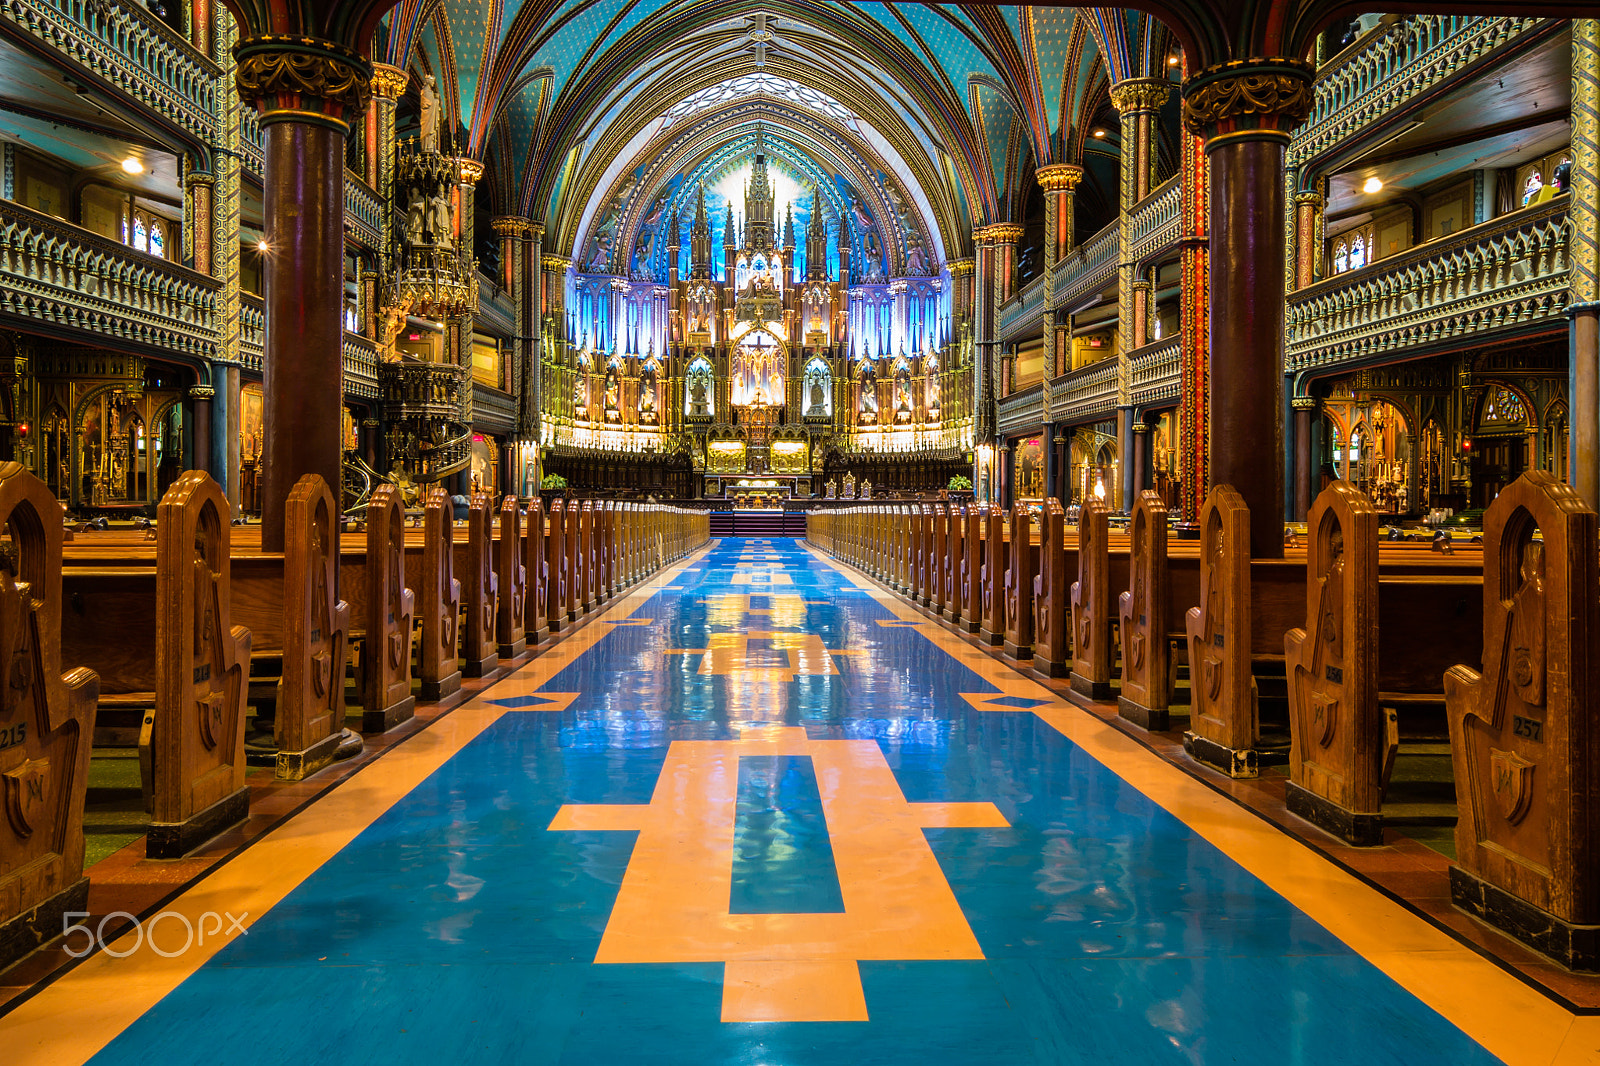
[1293,189,1325,290]
[1570,19,1600,507]
[1112,80,1170,515]
[1109,79,1171,204]
[1178,119,1210,521]
[183,168,215,275]
[524,222,544,454]
[972,228,996,444]
[1291,395,1319,518]
[1182,58,1314,557]
[1038,164,1082,381]
[986,224,1023,401]
[189,384,215,477]
[1130,279,1151,350]
[369,63,408,255]
[234,34,371,550]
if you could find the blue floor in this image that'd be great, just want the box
[89,539,1501,1065]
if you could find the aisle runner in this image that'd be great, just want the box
[14,540,1522,1065]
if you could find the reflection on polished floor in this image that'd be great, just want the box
[6,540,1530,1064]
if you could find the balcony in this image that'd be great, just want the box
[238,291,264,370]
[0,0,219,149]
[1291,15,1550,169]
[473,383,516,431]
[1128,177,1181,265]
[1285,198,1570,376]
[477,276,517,334]
[1126,338,1181,409]
[1048,358,1118,426]
[1051,221,1119,311]
[0,198,217,359]
[996,382,1043,436]
[997,274,1045,341]
[342,332,380,399]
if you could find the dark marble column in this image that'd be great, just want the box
[189,384,214,477]
[234,35,371,550]
[1291,396,1318,519]
[1182,59,1314,559]
[1131,421,1150,499]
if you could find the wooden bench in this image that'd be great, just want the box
[1071,498,1114,700]
[1003,500,1035,661]
[1118,491,1170,729]
[1033,499,1069,677]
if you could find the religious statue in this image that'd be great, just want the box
[850,195,873,236]
[905,233,928,275]
[688,374,710,418]
[419,74,440,154]
[587,234,611,272]
[807,375,827,416]
[603,368,620,421]
[405,188,427,246]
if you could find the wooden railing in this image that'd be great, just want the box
[0,198,218,358]
[1048,357,1118,425]
[1286,197,1570,375]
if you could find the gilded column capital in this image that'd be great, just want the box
[982,223,1025,245]
[189,385,216,399]
[1291,395,1320,411]
[542,253,573,272]
[527,221,545,242]
[948,258,975,277]
[1108,78,1172,115]
[1294,190,1325,207]
[1180,58,1314,144]
[1130,421,1152,434]
[491,216,532,239]
[455,157,486,186]
[184,171,216,189]
[1036,163,1084,192]
[369,62,409,102]
[234,35,372,134]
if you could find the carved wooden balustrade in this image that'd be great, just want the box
[1286,199,1570,376]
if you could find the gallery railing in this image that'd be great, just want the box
[1285,197,1570,375]
[1050,222,1120,311]
[1048,357,1119,426]
[1292,14,1549,168]
[0,198,218,359]
[1128,176,1181,264]
[1126,337,1181,409]
[0,0,220,148]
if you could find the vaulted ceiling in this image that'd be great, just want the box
[378,2,1187,270]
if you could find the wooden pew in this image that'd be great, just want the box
[461,491,499,678]
[495,495,527,659]
[546,498,570,632]
[359,484,416,734]
[145,471,252,856]
[1118,491,1170,729]
[0,463,98,970]
[578,501,596,613]
[524,496,547,643]
[1003,500,1035,661]
[1284,482,1384,845]
[941,503,962,621]
[915,503,933,606]
[416,486,461,701]
[1445,471,1600,969]
[979,505,1005,646]
[275,474,351,781]
[1033,498,1070,677]
[1070,497,1114,699]
[1182,486,1260,778]
[565,497,581,621]
[959,506,983,633]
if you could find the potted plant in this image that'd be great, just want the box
[539,472,570,501]
[946,474,974,501]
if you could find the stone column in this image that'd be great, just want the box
[1178,121,1210,520]
[1110,79,1171,204]
[1131,420,1150,498]
[1182,58,1314,557]
[1293,189,1324,290]
[1038,164,1082,380]
[234,35,371,550]
[986,224,1023,401]
[1570,19,1600,507]
[189,384,215,477]
[369,63,408,255]
[972,228,996,444]
[183,167,215,274]
[1291,395,1318,519]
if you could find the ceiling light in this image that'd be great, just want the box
[1362,177,1383,194]
[120,156,143,174]
[257,240,270,253]
[1092,128,1106,138]
[1167,55,1180,67]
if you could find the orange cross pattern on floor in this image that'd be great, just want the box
[547,725,1009,1022]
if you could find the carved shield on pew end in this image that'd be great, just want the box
[157,471,250,822]
[1447,471,1598,923]
[0,463,97,911]
[1285,482,1380,816]
[1071,497,1112,685]
[497,495,526,645]
[279,474,349,760]
[1118,491,1169,710]
[525,496,546,636]
[464,492,499,662]
[364,484,415,712]
[1186,486,1255,750]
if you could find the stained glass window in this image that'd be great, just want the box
[148,221,165,259]
[1333,240,1349,274]
[665,74,857,129]
[1349,235,1366,270]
